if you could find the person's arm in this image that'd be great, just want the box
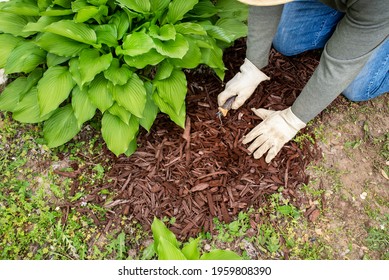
[292,0,389,123]
[246,5,284,69]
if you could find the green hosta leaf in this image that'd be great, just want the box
[37,0,52,10]
[5,42,47,74]
[35,32,90,57]
[154,60,174,81]
[0,34,23,68]
[13,87,54,123]
[69,58,82,87]
[123,49,165,69]
[200,21,234,43]
[167,0,199,24]
[151,217,179,253]
[0,78,28,112]
[94,24,118,47]
[1,0,40,16]
[201,40,226,80]
[139,81,158,132]
[108,103,131,125]
[43,104,80,148]
[153,90,186,128]
[116,0,150,13]
[174,22,206,35]
[157,238,187,260]
[150,0,169,12]
[40,8,74,16]
[104,58,132,86]
[181,238,200,260]
[44,20,98,46]
[169,37,201,69]
[47,53,70,67]
[109,11,129,40]
[112,73,146,118]
[23,16,61,33]
[74,5,100,23]
[53,0,72,8]
[38,66,75,116]
[154,34,189,59]
[200,249,242,260]
[120,31,154,56]
[87,74,113,112]
[101,111,139,156]
[153,70,187,114]
[186,0,218,18]
[71,86,96,127]
[124,138,138,157]
[216,0,248,22]
[149,24,176,41]
[78,49,113,86]
[216,18,247,42]
[0,12,35,37]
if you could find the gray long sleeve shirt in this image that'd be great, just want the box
[247,0,389,123]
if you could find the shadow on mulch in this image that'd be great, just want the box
[102,40,323,238]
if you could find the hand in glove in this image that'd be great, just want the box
[242,107,306,163]
[218,58,269,110]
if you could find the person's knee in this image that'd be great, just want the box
[272,31,302,56]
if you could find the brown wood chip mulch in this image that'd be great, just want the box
[101,40,323,238]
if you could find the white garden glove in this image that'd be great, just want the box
[0,69,7,85]
[242,107,306,163]
[218,58,269,110]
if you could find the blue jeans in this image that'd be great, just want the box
[272,0,389,101]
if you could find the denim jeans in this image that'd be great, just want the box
[272,0,389,101]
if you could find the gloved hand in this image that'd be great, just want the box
[0,69,7,85]
[218,58,269,110]
[242,107,306,163]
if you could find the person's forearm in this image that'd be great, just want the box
[246,5,284,69]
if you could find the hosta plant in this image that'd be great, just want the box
[0,0,247,156]
[148,217,242,260]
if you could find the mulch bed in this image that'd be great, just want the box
[104,40,323,238]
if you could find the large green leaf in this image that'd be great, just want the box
[5,42,47,74]
[87,74,113,113]
[185,0,218,18]
[150,0,170,12]
[23,16,62,33]
[0,34,23,68]
[0,12,34,37]
[74,5,99,23]
[157,238,187,260]
[153,90,186,128]
[46,53,70,67]
[1,68,44,111]
[94,24,118,47]
[44,20,98,46]
[35,32,90,57]
[153,34,189,59]
[201,39,226,80]
[43,104,80,148]
[166,0,199,24]
[112,73,146,118]
[104,58,132,86]
[123,49,165,69]
[174,22,206,35]
[216,18,248,41]
[78,49,113,86]
[215,0,248,22]
[139,81,159,132]
[13,87,53,123]
[119,31,154,56]
[69,57,83,87]
[109,11,129,40]
[71,86,96,127]
[200,249,242,260]
[40,8,74,16]
[153,70,187,114]
[1,0,40,16]
[108,103,131,125]
[101,111,139,156]
[200,21,234,43]
[116,0,150,13]
[124,138,138,157]
[149,24,176,41]
[169,37,201,69]
[37,66,75,116]
[154,60,174,81]
[181,238,200,260]
[151,217,179,253]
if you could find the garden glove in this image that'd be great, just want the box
[218,58,269,110]
[242,107,306,163]
[0,69,7,85]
